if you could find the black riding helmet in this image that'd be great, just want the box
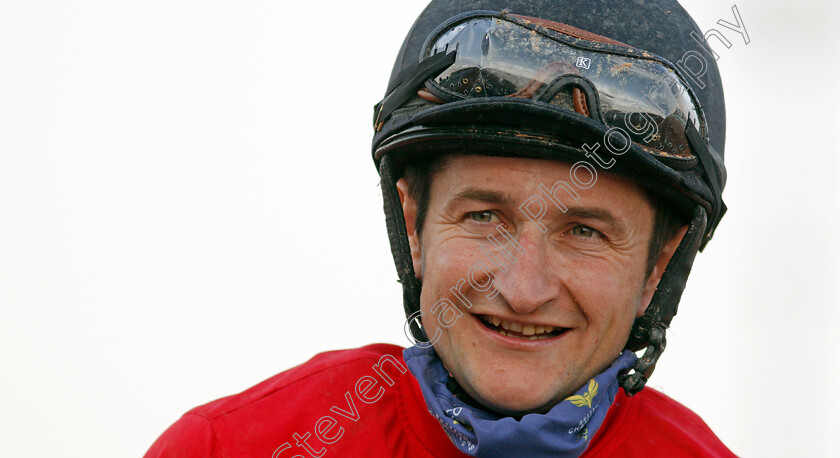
[372,0,726,396]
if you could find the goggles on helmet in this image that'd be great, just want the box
[376,11,709,161]
[374,11,725,247]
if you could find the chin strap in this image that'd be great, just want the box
[380,155,427,343]
[621,205,707,395]
[685,123,726,251]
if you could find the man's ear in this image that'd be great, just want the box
[395,178,423,280]
[638,225,689,317]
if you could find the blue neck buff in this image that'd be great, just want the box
[403,345,637,458]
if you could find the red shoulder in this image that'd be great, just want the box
[144,344,407,457]
[144,412,218,457]
[585,387,736,457]
[186,343,405,420]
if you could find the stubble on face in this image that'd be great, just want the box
[400,155,664,415]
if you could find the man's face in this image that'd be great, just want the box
[397,155,680,415]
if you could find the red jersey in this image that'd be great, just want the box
[145,344,734,457]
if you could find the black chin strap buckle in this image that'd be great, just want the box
[620,322,667,396]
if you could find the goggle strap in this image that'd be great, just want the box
[374,49,457,131]
[534,74,604,123]
[510,14,631,48]
[685,123,724,249]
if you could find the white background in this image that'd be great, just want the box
[1,0,838,456]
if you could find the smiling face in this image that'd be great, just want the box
[396,155,685,415]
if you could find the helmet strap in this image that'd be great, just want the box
[380,155,427,343]
[621,205,707,395]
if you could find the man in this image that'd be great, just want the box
[146,0,734,456]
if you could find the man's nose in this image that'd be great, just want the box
[492,226,561,315]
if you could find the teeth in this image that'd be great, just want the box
[483,315,560,338]
[499,329,551,340]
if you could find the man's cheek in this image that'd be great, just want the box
[439,258,501,316]
[468,261,499,300]
[431,298,462,328]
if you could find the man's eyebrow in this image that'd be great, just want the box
[446,190,629,233]
[563,206,628,234]
[448,187,517,208]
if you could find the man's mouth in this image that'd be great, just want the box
[479,314,567,340]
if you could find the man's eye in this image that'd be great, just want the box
[468,210,498,224]
[571,225,600,238]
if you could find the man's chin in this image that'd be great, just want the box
[458,381,565,417]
